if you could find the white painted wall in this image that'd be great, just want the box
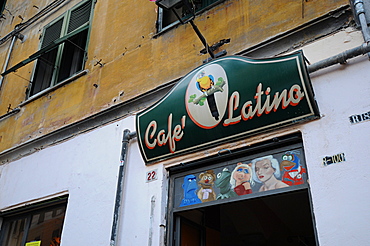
[1,28,369,246]
[294,28,370,245]
[0,116,154,245]
[117,138,167,246]
[0,115,167,246]
[302,57,370,245]
[301,60,370,245]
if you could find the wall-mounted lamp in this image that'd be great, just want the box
[156,0,227,61]
[155,0,183,10]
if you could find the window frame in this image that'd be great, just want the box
[156,0,224,32]
[28,0,93,98]
[0,0,6,16]
[0,196,68,246]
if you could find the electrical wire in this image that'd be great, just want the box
[0,0,70,46]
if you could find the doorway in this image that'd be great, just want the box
[174,189,317,246]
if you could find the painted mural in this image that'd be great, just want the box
[175,148,308,208]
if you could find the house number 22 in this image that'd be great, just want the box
[146,169,158,182]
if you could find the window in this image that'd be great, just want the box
[157,0,221,31]
[0,0,6,16]
[29,0,93,96]
[0,196,68,246]
[168,134,318,246]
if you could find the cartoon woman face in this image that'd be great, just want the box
[255,158,275,182]
[233,166,251,184]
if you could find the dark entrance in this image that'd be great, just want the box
[168,134,318,246]
[174,189,316,246]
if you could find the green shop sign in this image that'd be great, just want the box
[136,52,319,163]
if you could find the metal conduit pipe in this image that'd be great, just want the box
[353,0,370,43]
[0,0,69,46]
[110,129,137,246]
[0,0,69,89]
[0,0,70,90]
[307,42,370,73]
[352,0,370,59]
[0,35,17,90]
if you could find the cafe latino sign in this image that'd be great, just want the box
[136,52,320,163]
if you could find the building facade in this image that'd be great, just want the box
[0,0,369,245]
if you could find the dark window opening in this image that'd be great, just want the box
[0,196,67,246]
[29,0,92,97]
[30,48,58,95]
[0,0,6,15]
[57,29,88,83]
[158,0,221,31]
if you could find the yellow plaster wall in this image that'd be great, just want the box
[0,0,348,152]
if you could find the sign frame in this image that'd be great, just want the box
[136,52,320,163]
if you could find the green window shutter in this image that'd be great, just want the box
[41,18,64,49]
[0,0,7,14]
[67,0,92,34]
